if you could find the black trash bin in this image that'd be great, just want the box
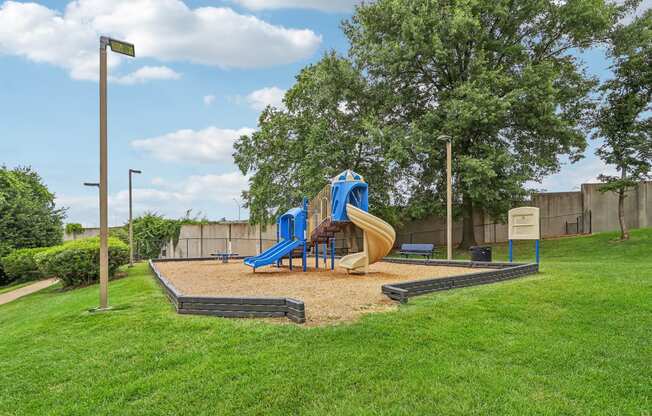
[469,246,492,262]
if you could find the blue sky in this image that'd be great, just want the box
[1,0,648,226]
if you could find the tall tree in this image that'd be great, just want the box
[0,166,65,283]
[343,0,629,247]
[592,10,652,240]
[234,52,409,226]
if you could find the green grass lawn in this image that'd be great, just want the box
[1,229,650,415]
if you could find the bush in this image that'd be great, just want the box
[109,226,129,245]
[34,237,128,288]
[0,247,49,284]
[65,223,84,235]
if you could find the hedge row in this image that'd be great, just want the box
[0,247,50,283]
[0,237,129,288]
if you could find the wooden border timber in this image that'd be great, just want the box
[149,259,306,323]
[381,259,539,302]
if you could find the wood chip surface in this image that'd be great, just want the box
[156,258,489,325]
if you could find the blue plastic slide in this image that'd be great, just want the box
[244,239,304,270]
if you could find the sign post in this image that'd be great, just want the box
[96,36,135,311]
[508,207,540,263]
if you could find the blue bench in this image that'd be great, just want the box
[399,243,436,259]
[210,252,239,263]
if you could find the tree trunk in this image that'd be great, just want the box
[618,189,629,240]
[458,193,477,249]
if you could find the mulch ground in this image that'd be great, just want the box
[155,258,489,325]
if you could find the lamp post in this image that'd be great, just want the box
[97,36,135,311]
[438,135,453,261]
[233,198,241,221]
[128,169,142,267]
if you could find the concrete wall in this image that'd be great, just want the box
[582,181,651,233]
[394,181,652,246]
[161,221,279,258]
[532,191,584,236]
[63,226,123,241]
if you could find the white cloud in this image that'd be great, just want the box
[0,0,321,81]
[246,86,286,111]
[57,171,249,226]
[203,95,216,105]
[112,66,181,84]
[233,0,360,12]
[131,126,255,164]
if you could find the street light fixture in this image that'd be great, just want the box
[128,169,142,267]
[438,135,453,261]
[96,36,135,312]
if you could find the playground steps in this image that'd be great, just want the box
[310,218,347,243]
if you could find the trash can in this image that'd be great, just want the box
[469,246,492,262]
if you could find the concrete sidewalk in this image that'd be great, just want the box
[0,278,58,306]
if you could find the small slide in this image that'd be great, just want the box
[339,203,396,273]
[244,239,304,270]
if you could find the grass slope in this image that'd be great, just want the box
[0,229,650,415]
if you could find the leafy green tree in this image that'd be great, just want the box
[131,211,207,259]
[0,166,65,283]
[343,0,629,247]
[65,223,84,237]
[592,10,652,240]
[234,52,409,226]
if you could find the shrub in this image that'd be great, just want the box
[65,223,84,235]
[109,226,129,245]
[0,247,49,284]
[35,237,128,288]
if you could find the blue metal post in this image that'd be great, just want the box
[302,241,307,272]
[289,250,293,271]
[323,242,327,266]
[315,242,319,269]
[509,239,513,262]
[535,239,540,264]
[330,238,335,270]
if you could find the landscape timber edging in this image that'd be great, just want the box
[149,259,306,323]
[381,259,539,302]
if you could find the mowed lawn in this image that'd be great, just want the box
[0,230,650,415]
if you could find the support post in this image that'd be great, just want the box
[302,241,307,272]
[509,239,513,262]
[315,242,319,269]
[323,241,327,266]
[98,38,109,310]
[446,139,453,260]
[289,250,293,271]
[128,170,133,267]
[535,239,540,264]
[330,238,335,270]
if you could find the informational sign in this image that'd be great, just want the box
[508,207,540,240]
[108,39,135,57]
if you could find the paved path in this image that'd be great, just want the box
[0,278,58,306]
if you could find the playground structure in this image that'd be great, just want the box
[244,170,396,274]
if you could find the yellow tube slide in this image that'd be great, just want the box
[339,204,396,274]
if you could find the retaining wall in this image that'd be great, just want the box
[149,259,306,323]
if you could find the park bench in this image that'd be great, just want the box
[398,243,436,260]
[210,252,240,263]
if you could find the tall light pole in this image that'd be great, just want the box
[97,36,135,311]
[438,135,453,260]
[233,198,241,221]
[128,169,142,267]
